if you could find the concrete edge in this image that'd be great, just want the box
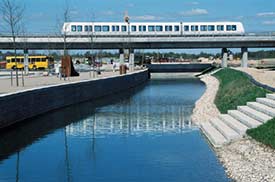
[0,69,148,98]
[238,69,275,92]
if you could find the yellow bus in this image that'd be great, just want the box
[6,55,54,70]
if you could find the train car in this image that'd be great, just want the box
[62,21,245,36]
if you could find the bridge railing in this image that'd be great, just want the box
[1,31,275,38]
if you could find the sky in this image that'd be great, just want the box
[1,0,274,34]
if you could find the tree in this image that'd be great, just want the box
[1,0,24,86]
[61,0,71,56]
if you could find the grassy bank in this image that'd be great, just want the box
[247,118,275,149]
[213,68,270,114]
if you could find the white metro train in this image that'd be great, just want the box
[62,22,245,36]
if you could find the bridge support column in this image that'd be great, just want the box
[23,49,29,75]
[221,48,228,68]
[129,49,134,72]
[119,49,124,65]
[241,47,248,68]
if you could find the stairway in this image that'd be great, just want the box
[200,93,275,148]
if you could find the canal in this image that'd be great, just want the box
[0,76,230,182]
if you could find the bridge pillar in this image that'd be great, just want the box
[129,49,135,72]
[221,48,228,68]
[119,49,124,65]
[241,47,248,68]
[23,49,29,75]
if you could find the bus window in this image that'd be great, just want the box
[42,58,46,62]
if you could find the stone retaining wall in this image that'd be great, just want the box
[0,70,149,129]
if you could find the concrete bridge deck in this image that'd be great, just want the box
[0,35,275,49]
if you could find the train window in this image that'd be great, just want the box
[138,25,146,32]
[200,25,207,31]
[112,26,120,32]
[226,25,232,31]
[156,26,163,32]
[103,26,110,32]
[71,25,76,32]
[95,26,101,32]
[232,25,237,31]
[131,25,137,32]
[121,25,127,32]
[174,25,180,31]
[184,26,189,31]
[208,25,215,31]
[84,25,89,32]
[165,26,172,31]
[217,25,224,31]
[77,25,83,32]
[88,26,92,32]
[191,25,198,31]
[148,26,155,32]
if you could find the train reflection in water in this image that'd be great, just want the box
[66,103,195,138]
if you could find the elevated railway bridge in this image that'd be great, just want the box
[0,34,275,69]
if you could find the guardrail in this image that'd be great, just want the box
[0,32,275,38]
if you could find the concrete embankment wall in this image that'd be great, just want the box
[0,70,149,129]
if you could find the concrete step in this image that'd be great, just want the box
[267,94,275,101]
[228,110,262,128]
[200,122,227,148]
[257,98,275,108]
[247,102,275,117]
[219,114,248,135]
[238,106,272,123]
[210,118,240,141]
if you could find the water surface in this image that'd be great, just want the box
[0,77,230,182]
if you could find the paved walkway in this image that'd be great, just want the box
[236,68,275,88]
[0,71,124,95]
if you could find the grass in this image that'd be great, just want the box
[247,118,275,149]
[213,68,270,114]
